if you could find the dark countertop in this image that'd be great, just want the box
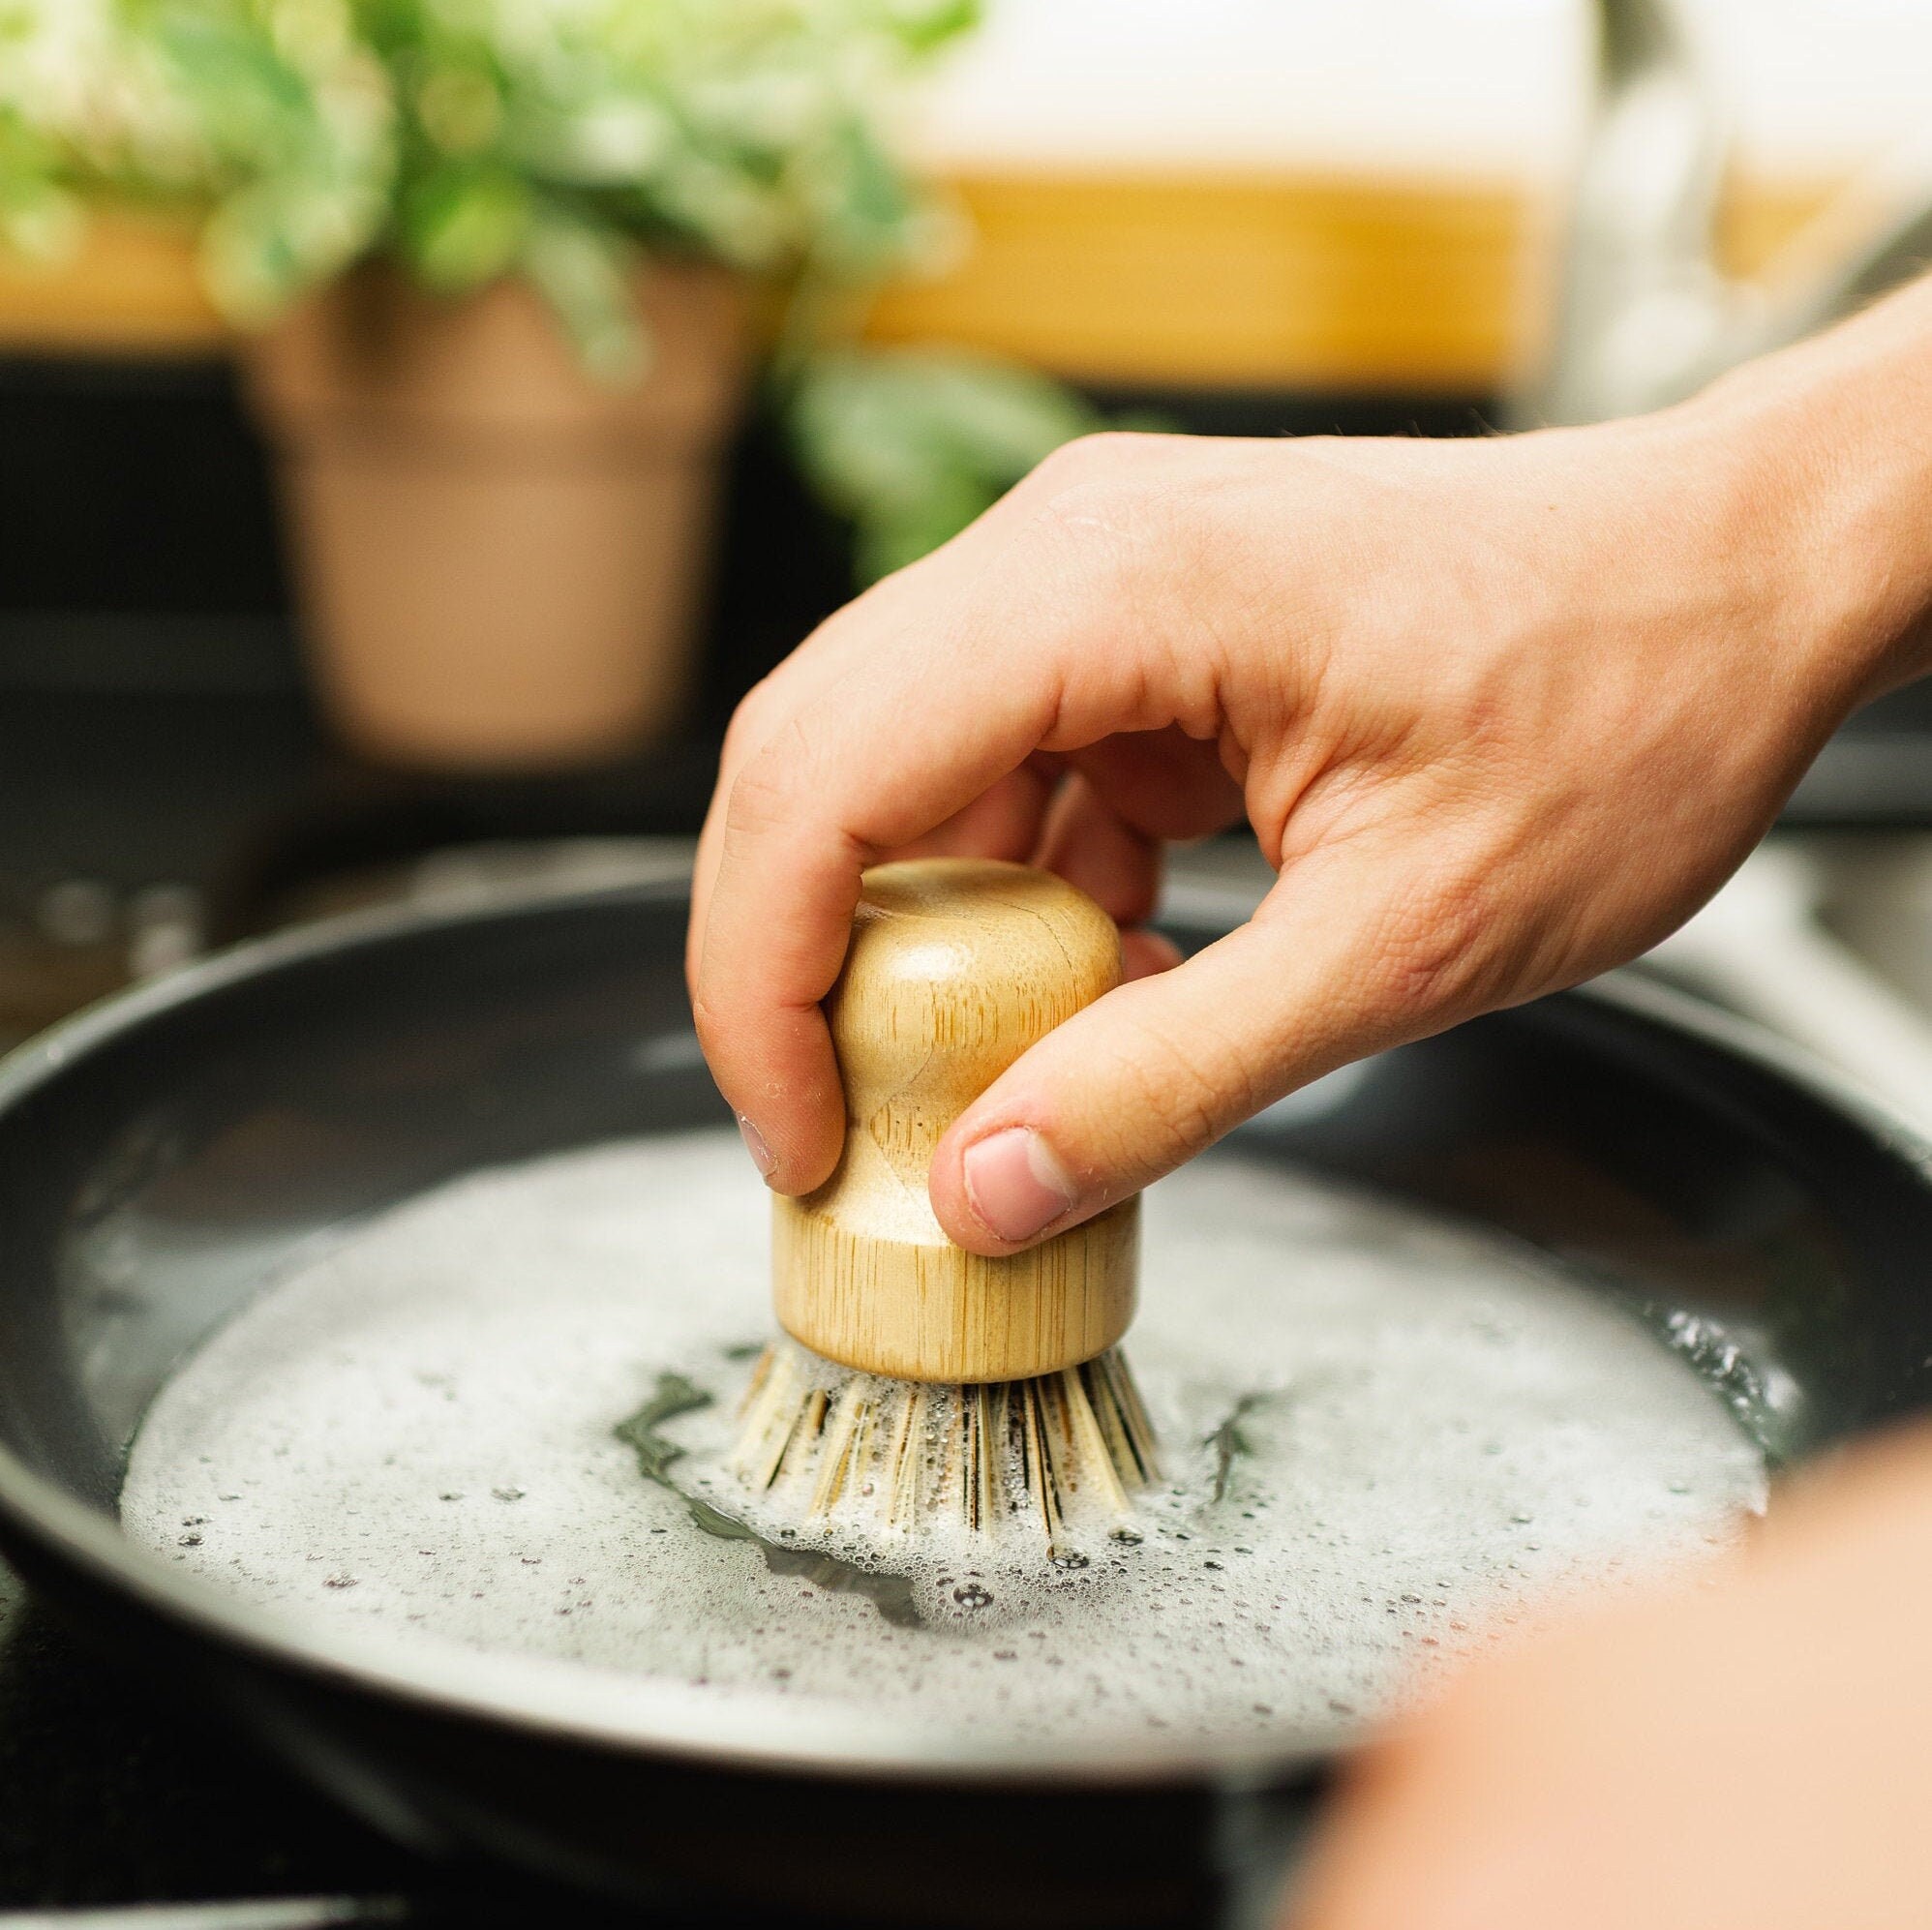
[0,1555,793,1924]
[0,1548,982,1927]
[0,1558,417,1914]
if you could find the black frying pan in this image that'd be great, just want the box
[0,881,1930,1929]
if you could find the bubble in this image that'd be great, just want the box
[123,1131,1768,1753]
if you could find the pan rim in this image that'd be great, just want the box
[0,880,1924,1786]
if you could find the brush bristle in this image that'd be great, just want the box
[729,1340,1159,1552]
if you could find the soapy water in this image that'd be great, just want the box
[121,1131,1768,1749]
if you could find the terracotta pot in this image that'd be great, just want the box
[246,264,747,770]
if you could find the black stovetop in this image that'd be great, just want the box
[0,1555,412,1918]
[0,1554,859,1927]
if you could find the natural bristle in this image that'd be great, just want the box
[729,1342,1159,1553]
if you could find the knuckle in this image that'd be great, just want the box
[724,720,817,841]
[1015,490,1151,604]
[688,984,732,1069]
[689,981,722,1038]
[1034,429,1163,480]
[720,676,780,769]
[1023,431,1117,491]
[1013,433,1161,528]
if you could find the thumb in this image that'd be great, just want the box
[927,847,1498,1255]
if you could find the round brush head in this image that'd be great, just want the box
[743,859,1154,1546]
[730,1338,1160,1555]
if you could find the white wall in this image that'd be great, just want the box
[914,0,1932,182]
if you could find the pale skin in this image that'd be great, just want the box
[1290,1424,1932,1930]
[690,274,1932,1924]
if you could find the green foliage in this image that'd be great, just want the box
[0,106,73,257]
[788,345,1132,582]
[0,0,1147,574]
[0,0,977,354]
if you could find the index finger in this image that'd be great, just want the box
[694,627,1067,1195]
[685,544,973,998]
[692,500,1171,1194]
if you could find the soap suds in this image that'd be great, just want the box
[121,1131,1767,1750]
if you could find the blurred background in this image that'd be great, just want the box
[4,0,1932,1069]
[14,3,1932,1907]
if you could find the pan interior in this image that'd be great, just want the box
[119,1123,1768,1757]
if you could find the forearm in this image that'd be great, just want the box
[1689,271,1932,709]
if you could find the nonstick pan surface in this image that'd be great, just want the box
[0,880,1930,1927]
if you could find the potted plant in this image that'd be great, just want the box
[1,0,1100,770]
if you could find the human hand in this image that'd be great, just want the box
[1290,1424,1932,1930]
[689,288,1932,1250]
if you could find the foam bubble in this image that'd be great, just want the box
[120,1131,1767,1748]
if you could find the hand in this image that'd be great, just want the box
[689,286,1932,1250]
[1291,1425,1932,1930]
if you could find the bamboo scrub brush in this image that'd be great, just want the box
[730,859,1159,1551]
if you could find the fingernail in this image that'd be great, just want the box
[737,1112,776,1181]
[962,1128,1080,1245]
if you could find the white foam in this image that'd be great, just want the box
[120,1131,1766,1749]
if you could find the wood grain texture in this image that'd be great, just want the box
[773,858,1138,1382]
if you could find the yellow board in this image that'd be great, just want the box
[0,173,1839,389]
[0,208,220,352]
[868,170,1533,390]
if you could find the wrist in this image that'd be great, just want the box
[1681,282,1932,713]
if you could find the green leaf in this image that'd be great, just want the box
[414,61,502,157]
[885,0,982,55]
[401,158,529,288]
[520,207,645,383]
[786,345,1112,582]
[0,102,79,259]
[154,12,318,158]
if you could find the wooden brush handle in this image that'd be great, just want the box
[772,858,1139,1383]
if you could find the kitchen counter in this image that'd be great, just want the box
[0,170,1832,393]
[0,1558,422,1915]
